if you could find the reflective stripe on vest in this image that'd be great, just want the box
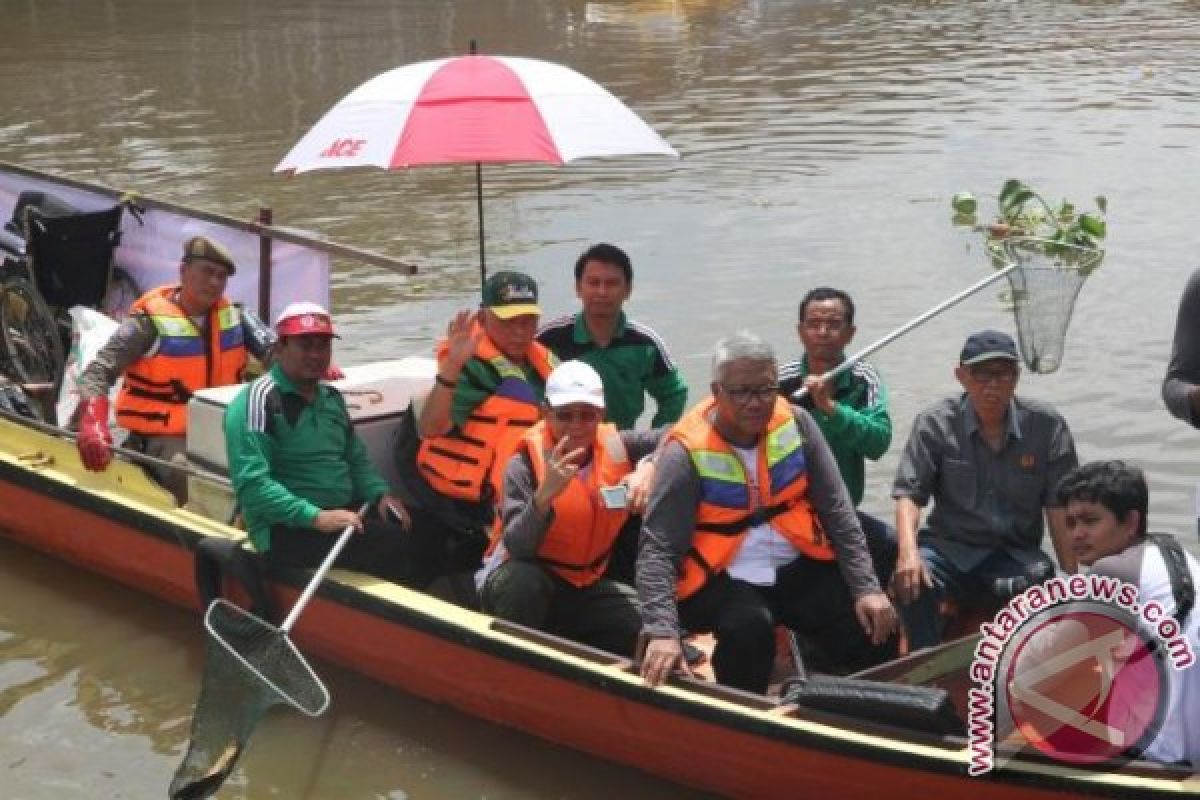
[671,396,834,599]
[516,421,631,588]
[115,286,246,435]
[415,327,557,504]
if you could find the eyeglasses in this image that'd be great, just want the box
[552,407,601,424]
[719,384,780,404]
[968,365,1018,385]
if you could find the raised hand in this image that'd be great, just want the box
[533,436,586,512]
[443,309,483,373]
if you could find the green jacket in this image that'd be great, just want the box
[225,363,390,551]
[449,353,549,427]
[777,355,891,506]
[536,311,687,429]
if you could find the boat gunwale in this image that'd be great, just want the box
[0,416,1196,798]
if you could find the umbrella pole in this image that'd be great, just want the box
[475,161,486,288]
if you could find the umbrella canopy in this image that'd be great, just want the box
[275,53,678,278]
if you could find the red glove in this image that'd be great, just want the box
[77,396,114,471]
[323,364,345,381]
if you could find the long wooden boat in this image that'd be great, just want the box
[1,164,1196,798]
[1,408,1197,800]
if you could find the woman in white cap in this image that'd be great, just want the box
[478,360,663,656]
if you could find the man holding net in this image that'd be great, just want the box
[891,330,1079,650]
[224,302,417,583]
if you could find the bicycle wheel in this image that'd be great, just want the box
[0,277,65,386]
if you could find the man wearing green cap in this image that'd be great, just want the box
[75,235,273,502]
[396,272,559,595]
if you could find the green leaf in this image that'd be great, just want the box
[1079,213,1106,238]
[952,212,977,227]
[1000,189,1035,220]
[998,179,1028,209]
[951,191,977,214]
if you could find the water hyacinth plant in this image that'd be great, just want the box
[952,179,1107,276]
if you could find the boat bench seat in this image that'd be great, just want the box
[490,617,632,668]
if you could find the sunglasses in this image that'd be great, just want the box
[719,384,780,404]
[552,407,602,424]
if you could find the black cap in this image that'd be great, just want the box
[960,330,1019,366]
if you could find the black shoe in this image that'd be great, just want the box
[990,561,1055,601]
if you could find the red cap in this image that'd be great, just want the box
[274,302,338,337]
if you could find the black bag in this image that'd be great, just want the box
[782,674,964,736]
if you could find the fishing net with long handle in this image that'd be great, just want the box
[996,236,1104,374]
[790,236,1102,402]
[169,513,363,800]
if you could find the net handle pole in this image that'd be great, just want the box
[792,263,1018,400]
[281,502,370,633]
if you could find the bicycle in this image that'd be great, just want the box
[0,256,64,390]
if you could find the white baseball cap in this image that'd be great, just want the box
[545,360,605,409]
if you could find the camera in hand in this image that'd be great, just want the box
[599,484,628,510]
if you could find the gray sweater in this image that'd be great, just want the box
[1163,267,1200,427]
[637,406,880,638]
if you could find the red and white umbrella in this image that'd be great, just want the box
[275,51,679,279]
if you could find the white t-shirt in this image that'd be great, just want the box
[725,445,800,586]
[1093,539,1200,767]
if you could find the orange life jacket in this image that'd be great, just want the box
[116,286,246,435]
[671,396,834,599]
[416,328,556,504]
[513,421,632,587]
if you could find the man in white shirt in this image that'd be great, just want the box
[1057,460,1199,768]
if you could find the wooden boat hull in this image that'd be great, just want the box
[0,418,1194,799]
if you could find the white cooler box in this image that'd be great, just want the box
[185,357,436,521]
